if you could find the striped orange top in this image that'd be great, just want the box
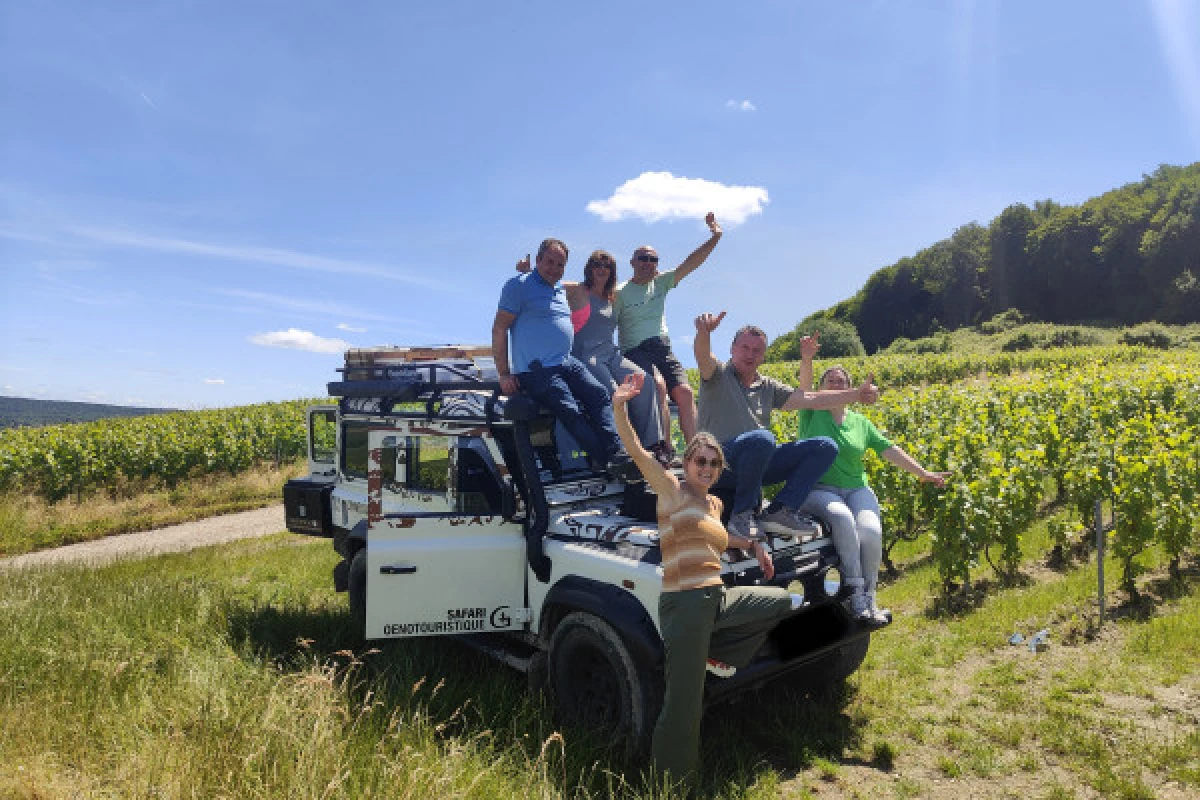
[658,488,727,592]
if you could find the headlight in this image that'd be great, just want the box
[823,567,842,597]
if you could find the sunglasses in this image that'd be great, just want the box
[689,455,721,469]
[635,254,659,263]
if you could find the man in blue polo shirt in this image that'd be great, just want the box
[492,237,628,474]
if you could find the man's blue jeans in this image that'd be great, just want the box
[715,429,839,515]
[519,355,622,465]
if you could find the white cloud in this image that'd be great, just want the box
[249,328,350,354]
[586,171,769,226]
[725,99,757,112]
[60,225,444,289]
[337,322,368,333]
[204,378,225,385]
[212,288,399,323]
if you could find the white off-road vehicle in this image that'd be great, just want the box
[284,345,879,745]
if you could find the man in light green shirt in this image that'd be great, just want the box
[615,212,722,446]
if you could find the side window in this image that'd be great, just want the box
[412,436,452,493]
[309,409,336,464]
[341,423,396,482]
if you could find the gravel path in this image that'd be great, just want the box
[0,505,287,571]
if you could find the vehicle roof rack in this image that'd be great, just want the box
[328,344,502,406]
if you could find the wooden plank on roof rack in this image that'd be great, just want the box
[344,344,493,366]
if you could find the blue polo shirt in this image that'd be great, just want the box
[498,270,573,373]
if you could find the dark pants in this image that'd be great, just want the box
[519,355,622,465]
[714,429,839,514]
[653,585,794,779]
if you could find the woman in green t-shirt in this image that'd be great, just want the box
[796,335,949,624]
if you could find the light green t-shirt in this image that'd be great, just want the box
[797,408,892,489]
[614,270,676,351]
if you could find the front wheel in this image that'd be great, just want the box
[546,611,661,750]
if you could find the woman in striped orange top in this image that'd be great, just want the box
[613,373,802,782]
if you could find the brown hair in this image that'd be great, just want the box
[583,250,618,300]
[732,325,769,346]
[683,431,725,472]
[537,238,569,262]
[819,365,852,387]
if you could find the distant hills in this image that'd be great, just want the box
[796,162,1200,352]
[0,396,175,429]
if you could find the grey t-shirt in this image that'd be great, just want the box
[697,360,793,444]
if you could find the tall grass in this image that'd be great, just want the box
[1,532,1196,798]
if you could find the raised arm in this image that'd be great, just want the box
[781,373,879,411]
[796,331,820,391]
[881,446,951,487]
[671,212,723,285]
[693,310,726,381]
[613,374,680,496]
[492,309,519,395]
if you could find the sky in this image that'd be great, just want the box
[2,1,1199,409]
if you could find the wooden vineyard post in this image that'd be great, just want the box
[1095,498,1105,626]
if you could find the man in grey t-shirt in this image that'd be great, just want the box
[694,311,879,540]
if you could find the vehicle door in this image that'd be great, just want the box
[307,406,338,480]
[364,426,527,638]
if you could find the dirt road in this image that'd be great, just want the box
[0,505,287,571]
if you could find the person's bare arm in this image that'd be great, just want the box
[671,212,723,285]
[796,331,820,391]
[693,311,725,381]
[613,374,679,496]
[781,373,879,411]
[492,310,518,395]
[881,446,950,486]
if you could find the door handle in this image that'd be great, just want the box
[380,563,417,575]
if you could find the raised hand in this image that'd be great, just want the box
[516,254,531,273]
[613,372,645,405]
[705,212,722,237]
[799,330,820,361]
[857,372,880,405]
[694,310,727,334]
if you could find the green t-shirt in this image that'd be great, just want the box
[797,408,892,489]
[614,270,676,351]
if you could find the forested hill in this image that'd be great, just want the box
[0,396,174,429]
[806,162,1200,352]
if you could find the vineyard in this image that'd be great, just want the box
[0,400,315,502]
[770,350,1200,600]
[3,346,1198,604]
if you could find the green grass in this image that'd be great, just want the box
[2,528,1196,798]
[0,460,304,557]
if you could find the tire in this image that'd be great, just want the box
[348,547,367,640]
[780,635,870,694]
[546,611,660,749]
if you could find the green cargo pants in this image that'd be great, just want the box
[651,584,794,780]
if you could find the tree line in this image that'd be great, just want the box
[787,162,1200,353]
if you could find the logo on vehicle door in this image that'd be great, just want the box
[490,606,512,628]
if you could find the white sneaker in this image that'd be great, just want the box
[706,658,736,678]
[864,591,892,626]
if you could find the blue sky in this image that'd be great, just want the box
[2,1,1198,408]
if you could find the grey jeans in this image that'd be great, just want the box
[802,484,883,593]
